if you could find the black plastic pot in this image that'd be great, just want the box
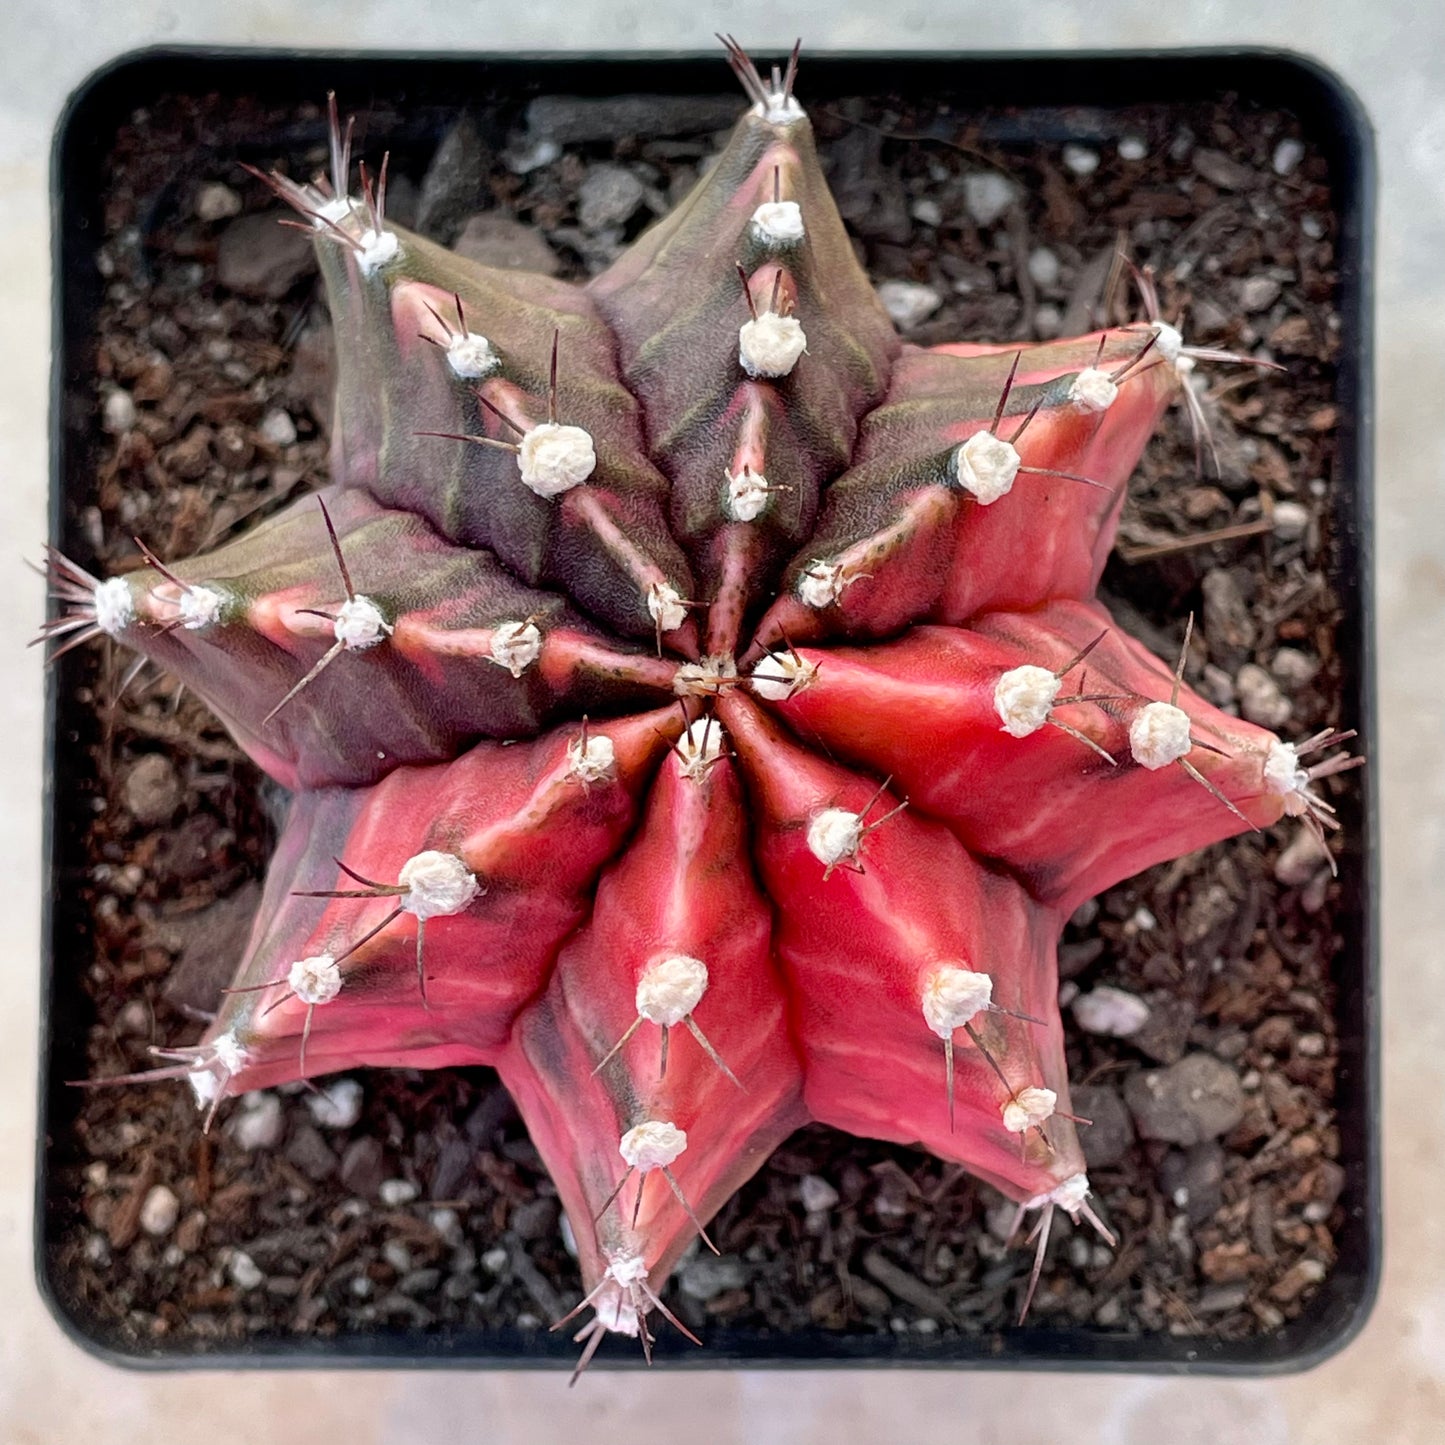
[39,45,1377,1373]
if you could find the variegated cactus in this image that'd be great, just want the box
[45,41,1357,1373]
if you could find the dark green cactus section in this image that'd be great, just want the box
[119,487,674,789]
[318,229,696,643]
[588,106,899,597]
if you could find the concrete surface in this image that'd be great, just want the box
[1,3,1438,1442]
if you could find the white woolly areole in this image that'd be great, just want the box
[92,576,135,636]
[636,953,709,1026]
[1069,367,1119,413]
[445,331,499,380]
[738,311,806,378]
[516,422,597,498]
[1263,738,1308,798]
[567,732,616,784]
[1002,1086,1058,1134]
[807,807,863,867]
[648,583,688,634]
[593,1287,643,1336]
[750,650,818,702]
[1129,700,1193,769]
[797,560,846,610]
[178,584,224,630]
[189,1026,250,1100]
[314,195,355,227]
[749,199,805,246]
[619,1119,687,1171]
[1048,1172,1091,1213]
[673,654,737,697]
[753,92,806,126]
[357,227,400,276]
[489,620,542,677]
[676,717,726,779]
[952,430,1021,504]
[288,953,342,1006]
[994,665,1062,737]
[920,965,994,1037]
[606,1252,650,1286]
[333,595,388,650]
[213,1030,249,1072]
[399,851,479,920]
[725,466,770,522]
[1150,320,1186,366]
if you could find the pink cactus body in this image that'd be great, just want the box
[46,44,1356,1366]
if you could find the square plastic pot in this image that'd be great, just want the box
[39,44,1377,1373]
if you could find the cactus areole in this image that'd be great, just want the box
[45,41,1359,1374]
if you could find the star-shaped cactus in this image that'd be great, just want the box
[46,42,1358,1370]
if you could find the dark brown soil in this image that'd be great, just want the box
[45,73,1355,1359]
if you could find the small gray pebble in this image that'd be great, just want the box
[379,1178,419,1207]
[1071,1084,1134,1169]
[122,754,183,826]
[217,212,315,299]
[307,1078,364,1130]
[1063,143,1100,176]
[678,1254,747,1303]
[1272,500,1311,541]
[510,1196,558,1242]
[453,212,561,275]
[962,172,1016,227]
[259,408,297,447]
[338,1135,385,1197]
[286,1123,339,1182]
[799,1174,840,1213]
[1125,1054,1245,1146]
[1235,663,1293,728]
[578,165,645,231]
[1073,985,1150,1037]
[139,1184,180,1237]
[1272,137,1306,176]
[194,182,243,222]
[232,1092,284,1152]
[1238,276,1282,313]
[228,1250,264,1290]
[1270,647,1318,687]
[1027,246,1061,289]
[876,279,943,329]
[102,389,137,434]
[1160,1141,1226,1222]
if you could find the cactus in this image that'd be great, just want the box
[45,41,1359,1371]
